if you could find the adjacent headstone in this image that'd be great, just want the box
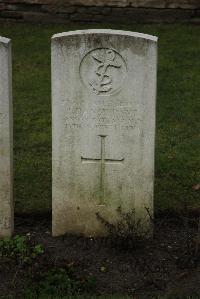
[0,37,13,238]
[52,29,157,237]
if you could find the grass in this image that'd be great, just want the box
[20,296,132,299]
[5,296,200,299]
[66,298,195,299]
[19,294,200,299]
[0,23,199,214]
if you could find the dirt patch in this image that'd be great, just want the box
[0,213,200,298]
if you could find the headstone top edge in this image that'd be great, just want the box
[0,36,11,45]
[52,29,158,42]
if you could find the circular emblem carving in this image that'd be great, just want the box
[80,48,127,96]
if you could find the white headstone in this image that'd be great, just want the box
[52,29,157,237]
[0,37,13,238]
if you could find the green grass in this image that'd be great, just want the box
[19,294,200,299]
[46,298,197,299]
[51,298,129,299]
[87,296,199,298]
[18,296,132,299]
[0,23,199,213]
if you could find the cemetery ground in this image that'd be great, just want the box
[0,22,199,298]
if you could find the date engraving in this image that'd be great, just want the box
[64,106,140,130]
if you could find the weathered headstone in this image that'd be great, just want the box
[0,37,13,238]
[52,29,157,237]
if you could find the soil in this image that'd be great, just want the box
[0,213,200,298]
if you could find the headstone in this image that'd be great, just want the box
[0,37,13,238]
[52,29,157,237]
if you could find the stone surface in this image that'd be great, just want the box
[0,36,13,238]
[52,29,157,237]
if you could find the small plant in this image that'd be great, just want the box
[176,216,200,269]
[0,234,44,264]
[96,207,152,250]
[37,268,76,297]
[25,266,96,298]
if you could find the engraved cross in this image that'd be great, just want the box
[81,135,124,205]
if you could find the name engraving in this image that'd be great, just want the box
[64,106,140,130]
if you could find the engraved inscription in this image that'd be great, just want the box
[0,113,7,125]
[80,48,127,96]
[89,49,121,94]
[64,106,140,130]
[81,135,124,205]
[0,216,11,229]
